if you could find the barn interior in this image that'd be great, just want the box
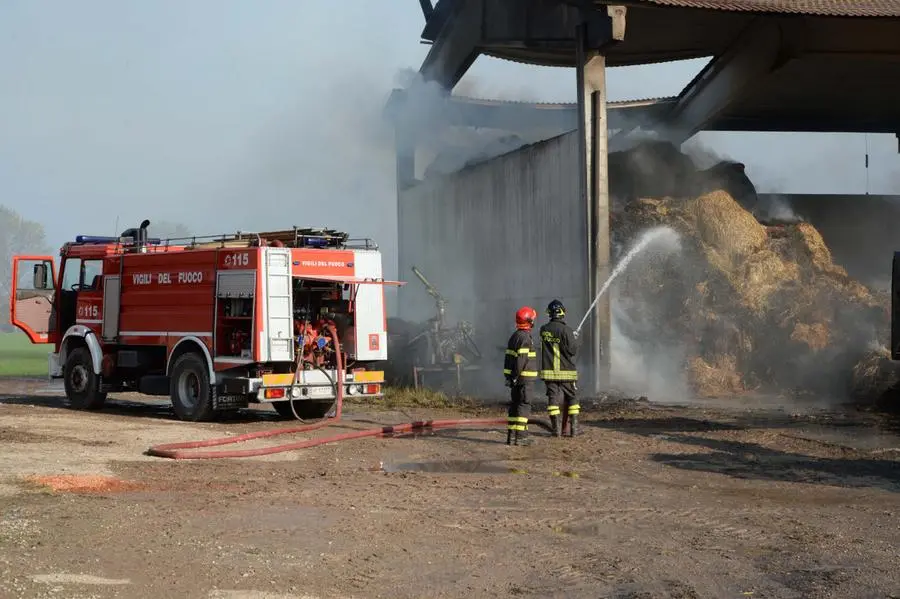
[385,0,900,404]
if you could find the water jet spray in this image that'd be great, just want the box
[575,226,682,336]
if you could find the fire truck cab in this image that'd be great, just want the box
[9,221,403,422]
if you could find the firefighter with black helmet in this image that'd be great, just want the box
[503,306,539,446]
[539,299,581,437]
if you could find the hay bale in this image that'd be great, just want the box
[765,225,791,239]
[769,286,835,336]
[619,198,693,240]
[842,277,880,310]
[688,355,744,398]
[850,346,900,404]
[791,222,835,272]
[790,322,830,352]
[615,167,889,402]
[694,311,753,362]
[687,191,767,259]
[730,249,800,313]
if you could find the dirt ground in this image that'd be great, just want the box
[1,379,899,599]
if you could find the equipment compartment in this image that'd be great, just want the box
[216,271,256,359]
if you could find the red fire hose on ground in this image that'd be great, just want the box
[147,324,515,460]
[146,417,511,460]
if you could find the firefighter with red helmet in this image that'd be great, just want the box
[539,299,581,437]
[503,306,539,446]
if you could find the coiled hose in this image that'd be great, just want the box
[288,323,342,423]
[147,323,525,460]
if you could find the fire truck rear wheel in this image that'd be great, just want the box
[170,352,217,422]
[63,347,107,410]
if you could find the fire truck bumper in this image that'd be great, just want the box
[252,370,385,403]
[210,377,261,410]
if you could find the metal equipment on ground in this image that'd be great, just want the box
[405,266,482,392]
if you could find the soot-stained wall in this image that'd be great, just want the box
[398,130,586,366]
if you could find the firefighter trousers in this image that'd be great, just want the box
[545,381,580,419]
[507,384,532,434]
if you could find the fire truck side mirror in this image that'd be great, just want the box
[32,263,49,290]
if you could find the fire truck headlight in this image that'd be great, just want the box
[291,386,302,399]
[346,384,360,396]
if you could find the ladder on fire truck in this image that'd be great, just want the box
[75,224,376,254]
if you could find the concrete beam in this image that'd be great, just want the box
[443,99,578,132]
[439,96,674,133]
[418,0,630,91]
[667,19,791,142]
[419,0,434,20]
[419,0,483,89]
[385,90,675,139]
[481,0,583,46]
[395,126,416,283]
[395,128,417,191]
[577,5,626,395]
[705,117,900,134]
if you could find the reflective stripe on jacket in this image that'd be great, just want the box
[539,318,579,381]
[503,329,538,383]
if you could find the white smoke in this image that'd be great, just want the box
[610,301,690,403]
[753,194,802,223]
[602,227,689,402]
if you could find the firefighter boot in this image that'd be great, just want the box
[569,415,579,438]
[550,415,561,438]
[517,430,534,447]
[506,430,514,446]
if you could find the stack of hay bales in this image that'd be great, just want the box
[614,190,891,401]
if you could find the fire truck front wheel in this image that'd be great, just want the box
[63,347,107,410]
[170,353,217,422]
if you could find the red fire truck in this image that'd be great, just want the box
[9,220,403,422]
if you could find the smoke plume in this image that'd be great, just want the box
[608,227,688,401]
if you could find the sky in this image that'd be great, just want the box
[1,0,899,279]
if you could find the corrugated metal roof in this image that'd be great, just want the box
[619,0,900,17]
[447,95,675,109]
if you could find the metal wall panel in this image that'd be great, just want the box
[398,131,586,367]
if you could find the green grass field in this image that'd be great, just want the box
[0,331,51,377]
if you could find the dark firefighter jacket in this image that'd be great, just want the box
[504,329,538,385]
[539,318,579,381]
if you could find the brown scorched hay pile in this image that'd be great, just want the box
[614,190,896,404]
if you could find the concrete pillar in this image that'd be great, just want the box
[395,128,416,191]
[395,127,416,284]
[575,23,611,395]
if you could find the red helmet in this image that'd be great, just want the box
[515,306,537,330]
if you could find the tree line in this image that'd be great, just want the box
[0,206,48,332]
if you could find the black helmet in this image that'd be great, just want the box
[547,299,566,319]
